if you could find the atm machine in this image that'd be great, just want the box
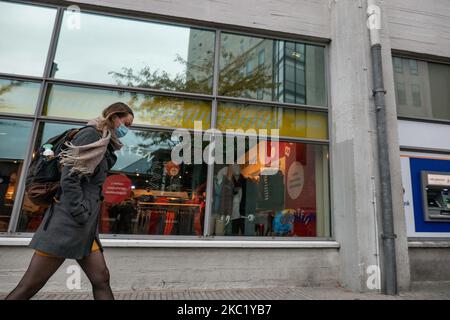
[421,171,450,222]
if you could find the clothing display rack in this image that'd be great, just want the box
[134,201,202,235]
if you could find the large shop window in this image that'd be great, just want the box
[0,1,56,77]
[18,122,330,238]
[210,137,330,237]
[52,11,215,94]
[19,123,208,236]
[0,119,32,232]
[219,33,327,107]
[393,57,450,121]
[43,85,211,129]
[0,78,41,115]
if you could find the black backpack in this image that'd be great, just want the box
[25,126,90,207]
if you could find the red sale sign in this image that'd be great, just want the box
[102,174,132,203]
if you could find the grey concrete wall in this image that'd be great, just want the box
[70,0,331,40]
[0,247,340,293]
[409,248,450,282]
[328,0,381,292]
[387,0,450,58]
[328,0,410,292]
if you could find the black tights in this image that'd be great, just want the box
[5,250,114,300]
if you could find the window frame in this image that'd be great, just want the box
[0,0,332,241]
[392,51,450,125]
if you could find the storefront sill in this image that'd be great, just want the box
[0,237,340,249]
[408,240,450,248]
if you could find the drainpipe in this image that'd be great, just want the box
[367,0,398,295]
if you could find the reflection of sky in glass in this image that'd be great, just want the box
[0,1,56,76]
[113,129,174,171]
[40,122,81,145]
[0,119,32,159]
[54,11,192,84]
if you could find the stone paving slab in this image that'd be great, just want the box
[1,282,449,300]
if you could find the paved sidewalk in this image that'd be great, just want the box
[1,282,449,300]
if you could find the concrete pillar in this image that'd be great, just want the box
[328,0,410,292]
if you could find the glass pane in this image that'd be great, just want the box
[53,11,215,94]
[219,33,327,106]
[43,84,211,129]
[217,102,328,140]
[210,139,330,237]
[0,119,32,232]
[100,130,207,235]
[18,123,208,236]
[0,1,56,76]
[393,57,450,121]
[0,78,40,115]
[428,62,450,120]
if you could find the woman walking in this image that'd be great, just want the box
[5,102,134,300]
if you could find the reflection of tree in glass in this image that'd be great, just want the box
[108,50,274,97]
[218,50,275,97]
[108,54,212,94]
[0,81,23,108]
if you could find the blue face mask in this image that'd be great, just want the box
[115,123,129,138]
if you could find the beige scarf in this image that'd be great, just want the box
[59,117,123,176]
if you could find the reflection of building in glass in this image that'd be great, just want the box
[187,32,326,106]
[393,57,433,118]
[219,34,275,100]
[274,41,306,104]
[186,29,215,90]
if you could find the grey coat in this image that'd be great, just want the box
[29,126,117,259]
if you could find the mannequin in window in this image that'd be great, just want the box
[213,166,233,235]
[230,164,256,235]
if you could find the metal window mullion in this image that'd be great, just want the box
[6,6,64,234]
[0,72,43,82]
[324,44,333,239]
[203,29,221,238]
[43,77,215,102]
[216,95,328,112]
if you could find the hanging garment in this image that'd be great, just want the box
[258,170,285,210]
[213,179,223,215]
[219,176,233,216]
[214,216,226,236]
[292,210,317,237]
[273,209,294,236]
[231,217,245,235]
[163,210,176,235]
[231,187,242,220]
[147,210,161,234]
[157,210,167,235]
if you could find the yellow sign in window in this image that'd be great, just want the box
[217,103,328,140]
